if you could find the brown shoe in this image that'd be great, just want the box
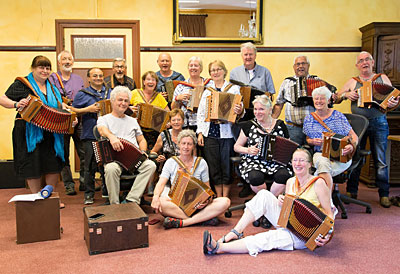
[380,197,391,208]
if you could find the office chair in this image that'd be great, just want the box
[331,113,372,219]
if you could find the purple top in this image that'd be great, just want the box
[49,72,84,100]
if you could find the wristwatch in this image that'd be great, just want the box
[14,102,18,109]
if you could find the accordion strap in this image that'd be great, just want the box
[310,112,333,133]
[172,156,202,175]
[294,176,325,196]
[137,89,158,104]
[352,73,382,84]
[163,129,177,155]
[16,77,39,97]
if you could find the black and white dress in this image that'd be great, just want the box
[238,119,293,182]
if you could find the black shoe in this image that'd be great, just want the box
[366,183,377,188]
[84,195,94,205]
[163,217,183,229]
[65,185,77,196]
[102,185,109,198]
[121,199,133,204]
[239,183,253,198]
[140,197,151,206]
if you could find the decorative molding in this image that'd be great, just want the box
[0,46,56,51]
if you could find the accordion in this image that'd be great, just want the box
[239,86,271,109]
[19,95,76,134]
[257,134,299,166]
[205,92,242,123]
[187,86,205,111]
[137,103,169,132]
[290,77,335,107]
[96,99,112,116]
[92,138,147,173]
[169,170,215,217]
[357,81,400,112]
[278,194,334,251]
[164,80,175,103]
[321,132,352,163]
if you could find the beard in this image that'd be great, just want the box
[61,65,72,73]
[115,73,124,80]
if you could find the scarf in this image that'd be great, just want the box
[26,73,65,161]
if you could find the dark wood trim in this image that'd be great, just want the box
[140,46,362,52]
[0,46,56,51]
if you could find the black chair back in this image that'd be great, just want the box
[344,113,369,140]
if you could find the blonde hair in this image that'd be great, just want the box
[252,94,272,109]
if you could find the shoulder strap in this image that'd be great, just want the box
[174,81,194,88]
[371,73,382,82]
[285,76,297,81]
[15,77,39,97]
[223,83,233,93]
[206,87,218,93]
[163,129,175,154]
[310,112,333,133]
[172,156,203,175]
[171,73,183,81]
[203,78,211,86]
[352,76,363,84]
[250,119,267,134]
[295,176,325,197]
[137,89,158,104]
[79,89,102,99]
[193,156,202,172]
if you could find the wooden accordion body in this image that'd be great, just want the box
[239,86,271,109]
[92,138,147,173]
[257,134,299,166]
[137,103,169,132]
[321,132,351,163]
[187,86,205,111]
[290,77,331,107]
[278,194,334,251]
[205,91,242,123]
[168,170,215,217]
[19,95,76,134]
[96,99,112,116]
[357,81,400,112]
[164,80,175,103]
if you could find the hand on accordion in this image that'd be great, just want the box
[346,89,359,102]
[161,91,168,101]
[88,103,101,113]
[233,103,243,115]
[387,95,400,108]
[16,98,29,111]
[342,144,354,156]
[315,232,331,247]
[247,145,259,156]
[310,138,323,147]
[71,117,78,128]
[277,194,285,205]
[109,136,124,152]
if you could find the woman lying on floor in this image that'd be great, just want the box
[151,129,230,229]
[203,148,333,256]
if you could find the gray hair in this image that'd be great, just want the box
[240,42,257,54]
[312,86,332,100]
[252,94,272,109]
[294,55,310,65]
[177,129,198,147]
[356,51,373,64]
[57,50,74,62]
[112,58,126,67]
[188,56,203,71]
[110,85,132,102]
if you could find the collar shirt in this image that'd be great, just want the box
[229,63,275,94]
[49,72,84,100]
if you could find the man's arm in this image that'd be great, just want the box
[336,78,358,103]
[136,134,148,152]
[97,125,124,152]
[272,103,284,119]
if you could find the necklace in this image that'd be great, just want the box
[258,118,274,132]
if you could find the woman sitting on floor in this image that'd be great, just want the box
[151,129,230,229]
[203,148,333,256]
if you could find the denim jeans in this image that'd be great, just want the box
[347,115,389,197]
[286,124,307,146]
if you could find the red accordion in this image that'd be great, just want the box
[357,81,400,112]
[257,134,299,166]
[19,95,76,134]
[92,138,147,173]
[278,194,334,251]
[291,77,335,107]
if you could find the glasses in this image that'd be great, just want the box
[357,57,372,64]
[113,65,125,69]
[210,68,223,74]
[91,74,103,78]
[295,62,308,67]
[292,158,309,163]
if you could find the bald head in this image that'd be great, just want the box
[157,53,173,75]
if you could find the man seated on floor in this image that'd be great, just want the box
[97,86,156,205]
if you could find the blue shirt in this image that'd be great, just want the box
[303,110,352,152]
[72,86,110,140]
[156,70,185,92]
[229,63,275,94]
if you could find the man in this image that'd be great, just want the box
[336,51,399,208]
[272,55,317,145]
[49,50,85,195]
[156,53,185,102]
[72,68,110,204]
[104,58,136,91]
[97,86,156,205]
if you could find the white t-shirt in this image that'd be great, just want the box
[97,114,142,147]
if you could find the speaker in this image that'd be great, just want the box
[0,160,25,189]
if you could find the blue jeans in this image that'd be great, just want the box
[347,115,389,197]
[286,124,307,146]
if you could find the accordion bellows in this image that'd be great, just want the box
[168,170,215,217]
[357,81,400,111]
[291,77,332,107]
[321,132,351,163]
[19,95,76,134]
[96,99,112,116]
[257,134,299,166]
[278,194,334,251]
[137,103,169,132]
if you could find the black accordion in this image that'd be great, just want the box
[257,134,299,166]
[92,138,147,173]
[290,77,336,107]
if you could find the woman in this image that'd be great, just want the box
[151,129,230,229]
[130,71,170,150]
[234,95,293,196]
[197,60,243,198]
[150,108,184,163]
[172,56,210,132]
[0,56,67,198]
[303,86,358,191]
[203,148,333,256]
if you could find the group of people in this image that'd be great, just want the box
[1,42,399,256]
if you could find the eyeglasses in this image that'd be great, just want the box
[357,57,372,64]
[210,68,223,74]
[292,158,309,163]
[91,74,103,78]
[113,65,125,69]
[295,62,308,67]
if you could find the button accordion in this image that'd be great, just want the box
[205,91,242,123]
[19,95,76,134]
[357,81,400,112]
[92,138,147,173]
[257,134,299,166]
[137,103,169,132]
[278,194,334,251]
[321,132,352,163]
[187,86,205,111]
[169,170,215,217]
[290,77,336,107]
[96,99,112,116]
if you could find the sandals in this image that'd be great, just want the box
[203,230,219,255]
[219,229,243,243]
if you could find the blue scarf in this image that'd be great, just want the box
[26,73,65,161]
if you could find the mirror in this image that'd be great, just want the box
[173,0,263,44]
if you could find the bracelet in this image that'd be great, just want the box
[14,102,18,109]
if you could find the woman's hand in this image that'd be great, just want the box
[198,133,204,147]
[342,144,354,156]
[311,138,323,147]
[315,233,331,247]
[151,196,162,214]
[161,91,168,101]
[176,93,191,102]
[156,154,166,163]
[16,98,30,110]
[278,194,285,205]
[234,103,243,115]
[196,197,211,210]
[247,145,259,156]
[72,117,78,128]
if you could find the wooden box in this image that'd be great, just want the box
[16,192,60,244]
[84,203,148,255]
